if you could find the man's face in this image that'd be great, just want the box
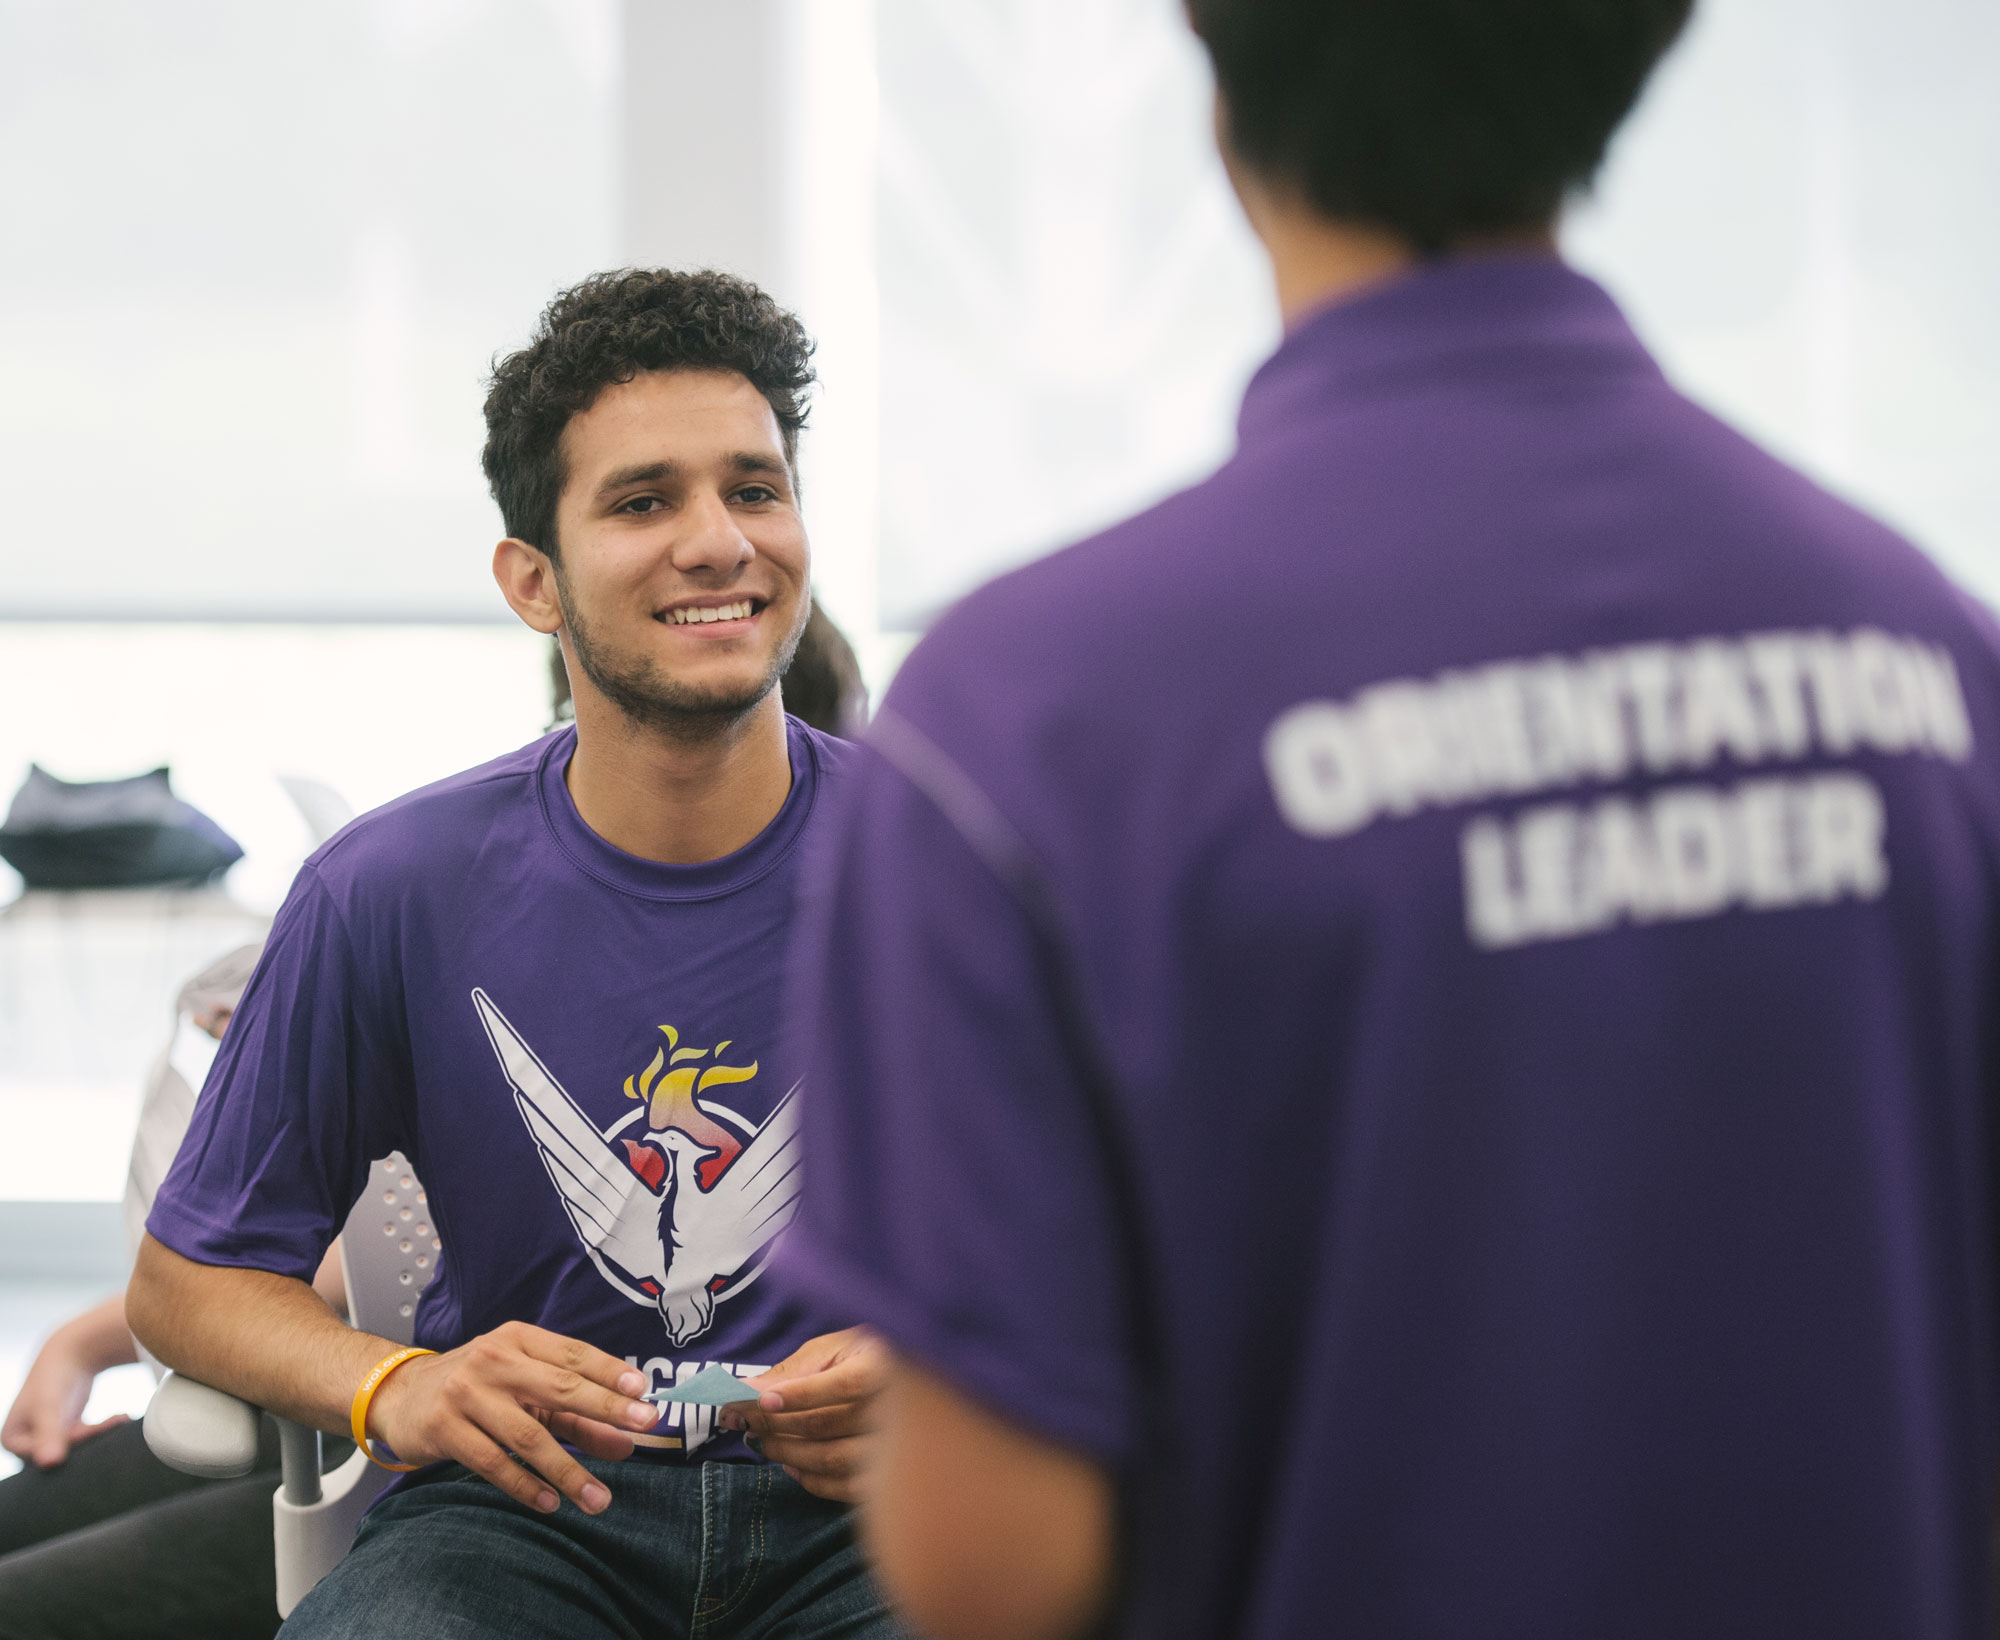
[548,369,809,735]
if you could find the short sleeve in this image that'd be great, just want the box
[146,865,413,1281]
[783,727,1137,1465]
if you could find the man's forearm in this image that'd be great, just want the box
[865,1362,1114,1640]
[128,1232,398,1437]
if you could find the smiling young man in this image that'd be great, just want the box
[126,270,897,1638]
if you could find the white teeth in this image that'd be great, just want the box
[667,600,754,626]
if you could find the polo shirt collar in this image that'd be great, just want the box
[1238,252,1664,445]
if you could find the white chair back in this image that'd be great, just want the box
[337,1153,439,1343]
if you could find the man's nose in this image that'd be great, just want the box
[670,490,754,576]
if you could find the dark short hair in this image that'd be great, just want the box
[1186,0,1694,254]
[482,268,816,560]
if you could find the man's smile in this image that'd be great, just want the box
[655,596,766,631]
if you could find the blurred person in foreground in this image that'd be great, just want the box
[782,3,2000,1637]
[126,270,898,1639]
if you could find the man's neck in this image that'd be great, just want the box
[1255,207,1418,329]
[564,691,792,865]
[1230,162,1557,328]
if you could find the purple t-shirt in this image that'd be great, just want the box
[784,257,2000,1636]
[152,718,846,1463]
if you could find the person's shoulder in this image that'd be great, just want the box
[303,731,565,896]
[1654,393,2000,653]
[889,479,1221,732]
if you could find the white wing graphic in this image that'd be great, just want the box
[471,988,802,1347]
[472,988,669,1306]
[653,1092,802,1344]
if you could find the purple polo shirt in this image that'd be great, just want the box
[785,257,2000,1637]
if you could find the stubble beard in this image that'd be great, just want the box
[554,571,807,742]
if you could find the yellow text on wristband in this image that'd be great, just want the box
[350,1346,436,1472]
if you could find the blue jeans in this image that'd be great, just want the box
[280,1457,902,1639]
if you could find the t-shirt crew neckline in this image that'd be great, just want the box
[534,718,821,902]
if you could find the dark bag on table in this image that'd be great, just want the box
[0,764,244,889]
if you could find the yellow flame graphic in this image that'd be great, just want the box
[622,1026,686,1100]
[696,1062,759,1093]
[616,1024,760,1188]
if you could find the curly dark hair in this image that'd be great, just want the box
[1187,0,1694,254]
[482,268,816,560]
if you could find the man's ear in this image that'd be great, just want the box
[493,538,564,635]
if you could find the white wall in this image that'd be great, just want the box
[0,0,619,622]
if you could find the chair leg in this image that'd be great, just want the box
[278,1421,323,1506]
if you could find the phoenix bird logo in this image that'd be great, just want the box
[471,989,801,1347]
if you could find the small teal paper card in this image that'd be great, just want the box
[647,1364,763,1406]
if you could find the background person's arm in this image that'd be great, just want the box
[0,1290,140,1468]
[780,731,1144,1634]
[864,1360,1113,1640]
[128,1233,660,1516]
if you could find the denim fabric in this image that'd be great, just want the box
[280,1458,902,1640]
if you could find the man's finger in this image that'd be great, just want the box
[755,1326,872,1385]
[790,1468,866,1504]
[476,1397,614,1516]
[451,1426,565,1515]
[515,1358,657,1434]
[508,1323,650,1399]
[750,1351,885,1413]
[544,1409,640,1462]
[733,1398,869,1442]
[754,1431,870,1479]
[467,1328,653,1432]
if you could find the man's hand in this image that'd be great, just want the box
[1,1334,126,1469]
[721,1326,887,1502]
[365,1321,660,1515]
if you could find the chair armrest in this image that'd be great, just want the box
[144,1370,263,1479]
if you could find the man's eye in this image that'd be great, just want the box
[619,496,663,514]
[735,485,777,505]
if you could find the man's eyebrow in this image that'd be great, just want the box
[591,453,788,499]
[595,460,678,498]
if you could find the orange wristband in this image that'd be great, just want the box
[350,1346,436,1472]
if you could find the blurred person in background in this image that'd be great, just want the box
[782,604,870,741]
[127,270,899,1640]
[0,944,346,1640]
[783,2,2000,1638]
